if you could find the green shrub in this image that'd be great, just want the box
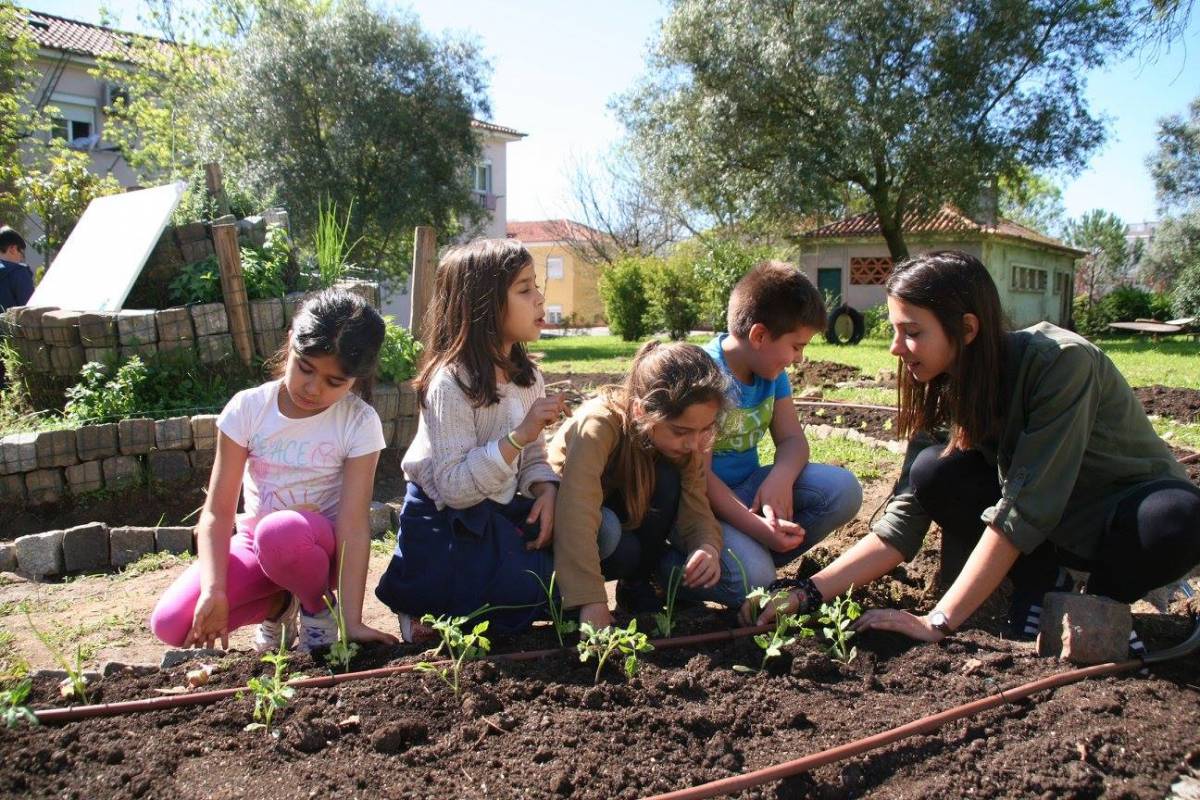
[168,256,223,305]
[690,238,777,330]
[599,257,652,341]
[1174,262,1200,318]
[646,257,701,340]
[1072,294,1113,338]
[377,317,423,384]
[1101,285,1155,323]
[861,304,892,339]
[240,227,290,300]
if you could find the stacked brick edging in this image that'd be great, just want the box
[1,497,401,580]
[0,381,418,508]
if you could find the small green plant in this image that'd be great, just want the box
[240,227,290,301]
[322,543,360,673]
[314,196,362,288]
[527,570,577,646]
[242,640,305,734]
[577,620,654,684]
[168,256,223,305]
[24,609,88,703]
[377,317,423,384]
[734,588,813,672]
[726,547,751,600]
[415,612,492,697]
[0,679,38,728]
[653,566,684,638]
[819,588,863,664]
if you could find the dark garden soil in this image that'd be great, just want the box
[1135,385,1200,424]
[3,510,1199,800]
[792,360,868,388]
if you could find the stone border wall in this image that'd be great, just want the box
[0,381,417,508]
[1,498,403,581]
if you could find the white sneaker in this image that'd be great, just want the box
[299,605,340,653]
[253,594,299,653]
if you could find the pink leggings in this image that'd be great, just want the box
[150,510,337,647]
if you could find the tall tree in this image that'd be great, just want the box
[620,0,1142,261]
[0,2,41,224]
[998,168,1068,237]
[1067,209,1128,305]
[1147,96,1200,214]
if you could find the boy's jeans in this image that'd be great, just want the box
[660,463,862,608]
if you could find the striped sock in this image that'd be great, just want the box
[1130,630,1149,675]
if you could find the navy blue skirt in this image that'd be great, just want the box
[374,482,555,634]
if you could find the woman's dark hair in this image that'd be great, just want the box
[599,340,729,528]
[415,238,538,408]
[886,250,1009,452]
[270,288,385,401]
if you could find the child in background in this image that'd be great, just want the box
[151,290,398,653]
[375,239,564,641]
[549,341,726,630]
[701,261,863,607]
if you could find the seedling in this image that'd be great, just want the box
[0,679,38,728]
[323,542,360,673]
[24,609,88,704]
[653,566,684,638]
[734,587,813,673]
[726,547,751,599]
[415,613,492,697]
[527,570,577,646]
[577,620,654,684]
[242,640,306,734]
[818,588,862,663]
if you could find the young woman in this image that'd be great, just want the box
[752,250,1200,644]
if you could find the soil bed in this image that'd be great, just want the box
[3,514,1198,800]
[1134,385,1200,424]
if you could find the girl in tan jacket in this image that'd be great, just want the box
[548,341,729,631]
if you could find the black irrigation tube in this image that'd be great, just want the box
[643,614,1200,800]
[29,622,775,724]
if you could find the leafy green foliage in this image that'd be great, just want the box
[1068,209,1130,305]
[527,571,577,647]
[240,227,290,301]
[688,238,777,330]
[861,304,892,340]
[17,147,121,264]
[0,4,43,224]
[734,588,813,673]
[598,257,651,341]
[314,197,362,289]
[415,613,492,697]
[620,0,1139,260]
[242,641,304,734]
[645,258,701,340]
[1147,95,1200,215]
[0,679,38,729]
[323,543,360,674]
[653,567,685,638]
[818,589,862,664]
[377,318,423,385]
[169,257,223,305]
[1174,261,1200,318]
[577,620,654,684]
[64,354,254,423]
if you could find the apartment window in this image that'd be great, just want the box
[50,102,95,145]
[546,256,564,280]
[1011,265,1048,293]
[546,305,563,324]
[473,162,492,194]
[849,257,893,285]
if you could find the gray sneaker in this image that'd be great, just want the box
[299,605,340,653]
[253,594,299,653]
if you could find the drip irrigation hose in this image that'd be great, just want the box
[29,623,773,724]
[644,614,1200,800]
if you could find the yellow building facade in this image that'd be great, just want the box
[507,221,606,327]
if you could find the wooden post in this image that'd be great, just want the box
[211,223,254,367]
[408,226,438,342]
[203,162,230,217]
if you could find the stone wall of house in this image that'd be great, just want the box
[0,381,418,509]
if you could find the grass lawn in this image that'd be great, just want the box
[1095,337,1200,389]
[531,333,709,375]
[757,431,901,483]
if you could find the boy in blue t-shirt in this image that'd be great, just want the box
[666,260,862,608]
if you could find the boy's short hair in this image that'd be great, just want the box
[0,227,26,255]
[727,260,827,339]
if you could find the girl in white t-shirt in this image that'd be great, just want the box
[375,238,565,641]
[151,290,399,654]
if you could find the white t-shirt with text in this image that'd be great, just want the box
[216,380,386,532]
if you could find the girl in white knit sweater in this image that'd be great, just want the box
[375,238,565,641]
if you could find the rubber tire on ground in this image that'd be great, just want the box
[825,303,865,345]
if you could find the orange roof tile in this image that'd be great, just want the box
[802,205,1085,257]
[5,9,146,60]
[507,219,603,244]
[470,119,526,139]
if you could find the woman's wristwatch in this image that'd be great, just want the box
[929,609,954,636]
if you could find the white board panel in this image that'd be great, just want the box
[29,181,186,311]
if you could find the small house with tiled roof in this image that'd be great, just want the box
[507,220,607,327]
[795,206,1086,328]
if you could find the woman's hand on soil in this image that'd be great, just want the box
[525,482,556,550]
[345,620,400,646]
[852,609,944,642]
[186,591,230,650]
[683,545,720,588]
[579,602,612,631]
[515,395,568,443]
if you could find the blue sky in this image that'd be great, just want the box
[34,1,1200,228]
